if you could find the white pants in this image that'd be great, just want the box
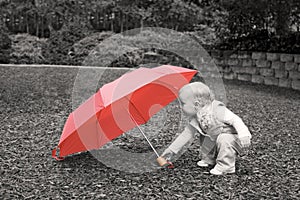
[201,133,242,172]
[168,129,242,172]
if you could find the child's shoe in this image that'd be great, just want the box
[197,160,214,167]
[210,167,235,175]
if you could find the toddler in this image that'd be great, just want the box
[161,82,251,175]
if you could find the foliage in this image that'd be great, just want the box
[0,1,11,63]
[42,23,95,65]
[148,0,202,31]
[83,29,202,69]
[0,36,11,63]
[0,19,11,64]
[70,31,115,65]
[1,0,300,59]
[1,0,204,36]
[212,0,300,53]
[215,30,300,53]
[9,34,47,64]
[1,0,50,37]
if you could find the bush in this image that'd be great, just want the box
[9,34,47,64]
[70,32,115,65]
[83,29,205,70]
[186,25,218,49]
[42,23,94,65]
[214,30,300,53]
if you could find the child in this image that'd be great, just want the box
[161,82,251,175]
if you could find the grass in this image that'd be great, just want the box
[1,66,299,199]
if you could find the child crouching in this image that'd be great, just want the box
[161,82,251,175]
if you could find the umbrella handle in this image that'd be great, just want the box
[157,156,169,166]
[157,156,175,168]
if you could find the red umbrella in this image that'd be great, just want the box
[52,65,197,164]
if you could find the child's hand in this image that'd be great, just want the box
[161,148,174,161]
[239,136,251,148]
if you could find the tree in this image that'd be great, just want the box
[0,0,12,63]
[270,0,300,35]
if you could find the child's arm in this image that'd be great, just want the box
[214,102,251,147]
[164,124,196,155]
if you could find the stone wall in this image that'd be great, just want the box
[209,51,300,91]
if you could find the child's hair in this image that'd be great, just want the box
[179,82,214,107]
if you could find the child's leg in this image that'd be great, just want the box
[200,135,217,165]
[213,133,242,173]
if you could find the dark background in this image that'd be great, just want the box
[0,0,300,65]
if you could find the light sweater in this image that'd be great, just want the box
[169,100,251,154]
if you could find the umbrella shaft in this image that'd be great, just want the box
[135,124,160,158]
[128,113,160,158]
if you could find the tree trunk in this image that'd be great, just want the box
[120,12,124,32]
[140,18,143,31]
[26,12,29,34]
[275,2,290,35]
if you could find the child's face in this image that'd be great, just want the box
[179,88,197,117]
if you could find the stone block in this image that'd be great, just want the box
[235,67,257,74]
[220,66,231,73]
[237,74,252,81]
[217,65,224,72]
[285,62,297,71]
[271,61,285,70]
[231,66,243,73]
[223,72,236,80]
[289,71,300,79]
[267,53,280,61]
[205,64,219,72]
[229,54,238,58]
[259,68,274,77]
[278,78,292,88]
[213,58,224,66]
[211,73,222,78]
[200,71,221,78]
[280,54,293,62]
[238,51,251,59]
[228,58,240,66]
[275,69,288,78]
[292,79,300,90]
[294,55,300,63]
[256,60,271,68]
[244,67,258,74]
[252,52,266,60]
[251,75,264,84]
[210,50,223,58]
[242,59,253,67]
[223,50,235,58]
[222,59,228,66]
[264,77,279,86]
[225,66,232,73]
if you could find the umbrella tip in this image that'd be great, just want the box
[52,147,65,161]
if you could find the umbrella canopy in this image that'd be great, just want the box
[52,65,197,160]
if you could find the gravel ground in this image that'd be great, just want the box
[1,66,299,199]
